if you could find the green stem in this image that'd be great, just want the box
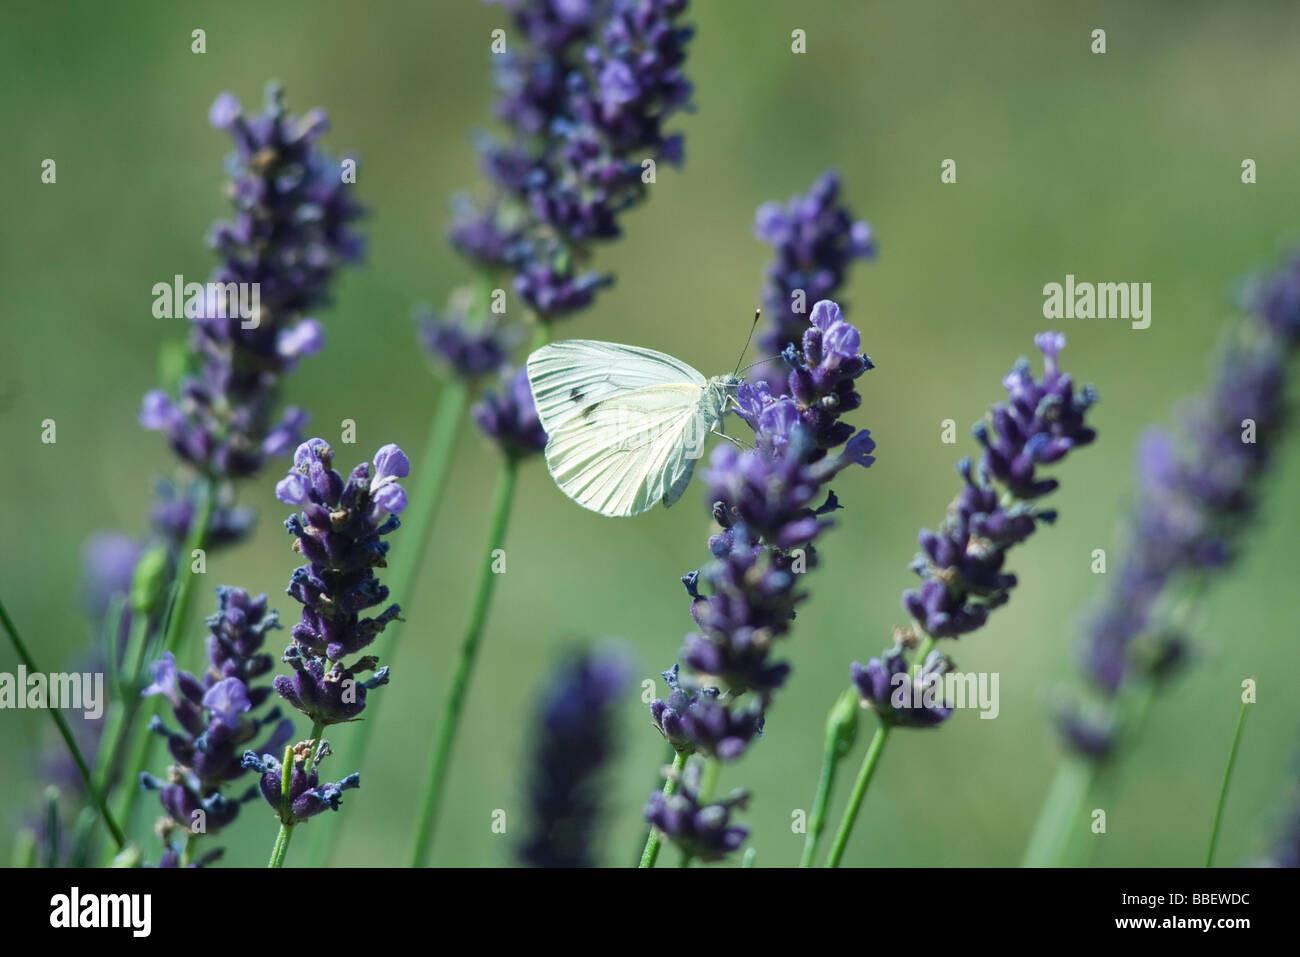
[44,788,63,868]
[1206,695,1251,868]
[632,740,678,865]
[268,741,300,868]
[409,461,518,866]
[268,820,294,868]
[1021,676,1157,867]
[1019,755,1097,867]
[825,723,891,867]
[0,597,126,849]
[639,752,687,868]
[801,725,844,868]
[817,636,932,868]
[116,478,214,834]
[12,829,37,868]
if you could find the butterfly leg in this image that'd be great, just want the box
[711,428,751,451]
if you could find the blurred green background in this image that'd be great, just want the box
[3,0,1300,868]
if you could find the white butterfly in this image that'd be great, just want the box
[526,340,743,517]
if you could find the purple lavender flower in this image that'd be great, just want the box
[652,298,874,765]
[242,743,360,824]
[79,533,145,619]
[1060,253,1300,758]
[847,333,1096,737]
[901,333,1097,640]
[519,648,629,867]
[272,440,406,726]
[140,82,364,482]
[643,759,748,862]
[417,305,514,380]
[148,479,255,550]
[649,665,764,759]
[754,171,874,389]
[473,365,549,458]
[456,0,694,322]
[851,643,954,728]
[139,588,293,854]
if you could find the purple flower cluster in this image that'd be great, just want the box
[140,82,363,483]
[851,644,954,728]
[417,305,514,381]
[754,171,875,390]
[242,743,360,825]
[520,649,629,867]
[455,0,694,320]
[904,333,1096,639]
[643,759,749,862]
[650,665,765,759]
[139,588,293,863]
[1060,255,1300,758]
[272,440,408,726]
[650,300,875,759]
[853,333,1096,729]
[473,365,549,460]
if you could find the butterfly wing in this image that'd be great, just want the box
[526,340,707,434]
[542,383,714,517]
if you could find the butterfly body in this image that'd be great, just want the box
[526,339,741,517]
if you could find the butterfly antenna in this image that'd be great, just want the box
[733,309,761,376]
[737,355,782,375]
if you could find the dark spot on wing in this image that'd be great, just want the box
[569,387,585,404]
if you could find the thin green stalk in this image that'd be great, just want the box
[67,807,97,867]
[1021,673,1160,867]
[698,755,720,802]
[409,461,519,866]
[268,721,320,869]
[633,740,679,865]
[306,378,469,868]
[825,723,891,867]
[1206,694,1251,867]
[819,636,933,868]
[268,744,297,868]
[163,478,214,658]
[640,752,687,868]
[801,688,860,867]
[44,787,61,868]
[0,597,126,849]
[11,829,37,868]
[116,478,214,835]
[802,731,844,867]
[1019,755,1097,867]
[91,617,143,796]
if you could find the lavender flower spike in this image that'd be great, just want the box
[754,171,875,390]
[140,82,364,482]
[273,439,407,726]
[139,587,292,861]
[654,298,874,764]
[901,332,1097,641]
[1059,250,1300,758]
[455,0,695,322]
[849,333,1096,729]
[643,759,749,863]
[473,365,548,459]
[243,742,360,824]
[520,649,630,867]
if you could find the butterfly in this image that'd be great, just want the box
[526,340,743,517]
